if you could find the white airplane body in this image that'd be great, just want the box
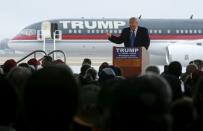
[4,18,203,66]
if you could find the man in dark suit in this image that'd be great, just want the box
[107,17,150,50]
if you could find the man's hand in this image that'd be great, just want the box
[106,32,112,38]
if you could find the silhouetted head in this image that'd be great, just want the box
[85,67,97,81]
[7,66,32,94]
[186,64,197,74]
[75,84,100,126]
[168,61,182,77]
[80,64,91,77]
[109,65,122,76]
[145,65,160,75]
[0,76,18,126]
[129,17,138,31]
[23,65,78,131]
[194,59,203,71]
[108,73,172,131]
[3,59,17,75]
[171,97,194,130]
[41,56,53,67]
[193,76,203,118]
[97,78,124,129]
[82,58,92,66]
[53,59,65,65]
[98,68,116,84]
[27,58,40,70]
[18,63,30,68]
[98,62,109,75]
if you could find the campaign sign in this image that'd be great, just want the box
[113,47,141,59]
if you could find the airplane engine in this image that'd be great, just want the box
[165,44,203,66]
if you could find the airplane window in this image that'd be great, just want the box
[114,30,118,33]
[167,30,171,34]
[185,30,188,34]
[96,30,100,33]
[91,30,95,33]
[73,30,77,33]
[118,30,122,33]
[109,30,113,33]
[158,30,162,34]
[181,30,184,34]
[149,29,153,34]
[198,30,202,34]
[87,30,90,33]
[101,30,104,33]
[68,30,72,33]
[194,30,197,34]
[189,30,193,34]
[20,29,36,36]
[78,30,82,34]
[176,30,180,34]
[154,30,157,34]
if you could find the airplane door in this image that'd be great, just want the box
[41,21,51,39]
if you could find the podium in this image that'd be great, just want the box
[113,47,149,78]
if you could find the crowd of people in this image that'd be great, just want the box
[0,56,203,131]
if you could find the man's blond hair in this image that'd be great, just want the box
[129,17,138,22]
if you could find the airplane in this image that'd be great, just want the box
[5,18,203,66]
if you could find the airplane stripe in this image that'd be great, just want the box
[12,34,203,40]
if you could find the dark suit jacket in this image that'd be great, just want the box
[108,26,150,49]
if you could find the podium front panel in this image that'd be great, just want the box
[113,47,149,77]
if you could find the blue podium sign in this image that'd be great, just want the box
[113,47,141,59]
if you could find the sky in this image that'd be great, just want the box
[0,0,203,39]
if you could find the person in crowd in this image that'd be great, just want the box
[27,58,40,70]
[23,64,79,131]
[193,59,203,71]
[191,59,203,90]
[98,68,116,85]
[161,65,169,76]
[0,76,18,131]
[97,78,124,131]
[98,62,109,76]
[162,61,183,101]
[83,67,98,85]
[145,65,160,75]
[82,58,92,66]
[191,76,203,131]
[2,59,17,76]
[7,66,32,97]
[109,65,122,76]
[107,73,172,131]
[73,84,100,131]
[18,63,30,68]
[78,64,91,86]
[181,64,197,83]
[53,59,65,65]
[0,67,3,76]
[171,97,195,131]
[181,64,197,96]
[41,56,53,67]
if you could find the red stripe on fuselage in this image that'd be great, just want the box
[12,35,37,40]
[12,34,203,40]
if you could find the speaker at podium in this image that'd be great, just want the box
[113,46,149,78]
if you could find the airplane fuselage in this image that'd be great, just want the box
[8,19,203,66]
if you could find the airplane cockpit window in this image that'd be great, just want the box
[19,29,36,36]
